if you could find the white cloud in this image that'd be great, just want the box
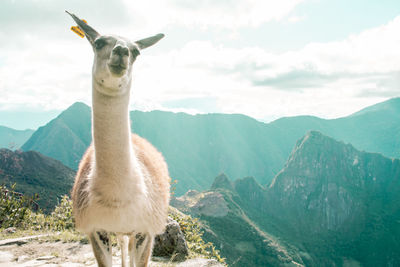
[0,37,93,110]
[131,15,400,120]
[1,2,399,124]
[287,15,306,23]
[121,0,305,30]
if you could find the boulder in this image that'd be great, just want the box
[153,217,189,261]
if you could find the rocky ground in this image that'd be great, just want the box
[0,235,223,267]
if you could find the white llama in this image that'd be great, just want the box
[66,11,170,267]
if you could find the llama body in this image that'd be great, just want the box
[67,11,170,267]
[73,136,170,235]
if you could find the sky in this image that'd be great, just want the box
[1,0,400,129]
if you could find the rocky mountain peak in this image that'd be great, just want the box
[268,131,400,236]
[292,130,338,154]
[210,173,233,191]
[282,130,360,180]
[63,102,90,114]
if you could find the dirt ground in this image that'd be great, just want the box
[0,235,223,267]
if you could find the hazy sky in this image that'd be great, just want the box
[1,0,400,128]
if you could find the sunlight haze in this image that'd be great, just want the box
[1,0,400,129]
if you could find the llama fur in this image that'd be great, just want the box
[67,11,170,267]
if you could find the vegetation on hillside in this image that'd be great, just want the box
[0,149,75,212]
[169,208,225,263]
[0,184,225,264]
[0,185,77,236]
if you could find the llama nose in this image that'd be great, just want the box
[113,45,129,57]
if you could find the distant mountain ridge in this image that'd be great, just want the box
[349,97,400,117]
[22,102,92,169]
[0,149,75,211]
[21,98,400,195]
[173,131,400,266]
[0,126,34,150]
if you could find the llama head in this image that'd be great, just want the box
[66,11,164,96]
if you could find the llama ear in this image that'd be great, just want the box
[135,33,165,50]
[66,11,100,45]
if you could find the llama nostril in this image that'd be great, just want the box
[113,45,129,56]
[121,47,129,56]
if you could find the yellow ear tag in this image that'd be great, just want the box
[70,19,88,38]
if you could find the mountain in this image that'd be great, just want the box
[22,102,92,169]
[0,149,75,211]
[0,126,34,150]
[270,97,400,161]
[210,173,234,191]
[131,111,287,193]
[264,131,400,266]
[349,97,400,117]
[21,98,400,195]
[22,103,287,194]
[173,132,400,266]
[171,179,307,267]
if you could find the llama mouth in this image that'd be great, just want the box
[108,64,127,75]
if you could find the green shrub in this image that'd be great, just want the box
[0,184,76,233]
[26,210,51,231]
[0,184,39,228]
[49,195,74,231]
[169,208,226,264]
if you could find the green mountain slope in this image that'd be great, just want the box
[21,98,400,195]
[0,126,34,150]
[22,104,287,195]
[269,98,400,162]
[22,102,92,169]
[131,111,286,193]
[171,175,308,267]
[0,149,75,211]
[173,132,400,266]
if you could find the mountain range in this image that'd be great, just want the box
[0,126,34,150]
[19,97,400,195]
[1,97,399,266]
[172,131,400,266]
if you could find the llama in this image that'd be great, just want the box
[66,11,170,267]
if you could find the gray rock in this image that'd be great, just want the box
[2,227,16,234]
[153,217,189,261]
[36,255,56,261]
[175,258,224,267]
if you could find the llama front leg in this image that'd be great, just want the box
[128,232,154,267]
[89,231,112,267]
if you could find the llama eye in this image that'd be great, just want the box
[95,39,106,50]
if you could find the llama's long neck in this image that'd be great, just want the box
[91,81,139,181]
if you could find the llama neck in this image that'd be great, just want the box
[91,82,136,179]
